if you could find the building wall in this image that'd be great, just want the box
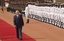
[56,0,64,3]
[0,0,5,6]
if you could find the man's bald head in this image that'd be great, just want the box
[15,10,20,14]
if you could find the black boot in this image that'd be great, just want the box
[26,19,29,23]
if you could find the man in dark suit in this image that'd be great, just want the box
[13,10,24,40]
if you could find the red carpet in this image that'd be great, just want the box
[0,19,35,41]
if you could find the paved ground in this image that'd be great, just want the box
[0,7,64,41]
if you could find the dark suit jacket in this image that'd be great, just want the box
[14,14,24,27]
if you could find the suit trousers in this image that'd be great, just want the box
[16,26,22,39]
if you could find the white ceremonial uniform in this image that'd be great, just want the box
[25,6,29,19]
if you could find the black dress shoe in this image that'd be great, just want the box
[17,36,19,38]
[26,22,29,23]
[19,38,22,40]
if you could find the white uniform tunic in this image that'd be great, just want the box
[25,6,29,19]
